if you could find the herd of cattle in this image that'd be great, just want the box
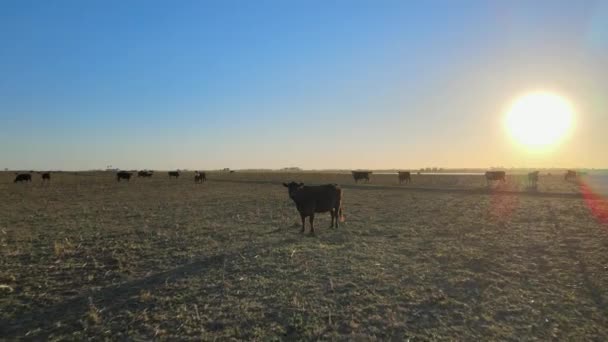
[114,170,207,182]
[7,169,583,235]
[10,170,209,183]
[351,170,578,187]
[13,172,51,183]
[10,169,580,186]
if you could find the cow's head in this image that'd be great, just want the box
[283,181,304,198]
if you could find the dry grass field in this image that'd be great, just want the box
[1,171,608,340]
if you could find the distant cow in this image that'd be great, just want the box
[168,171,180,179]
[283,182,344,234]
[14,173,32,183]
[116,171,132,182]
[194,171,207,183]
[485,171,506,185]
[398,171,411,184]
[41,172,51,182]
[528,171,539,187]
[138,171,153,178]
[565,170,577,181]
[352,171,371,183]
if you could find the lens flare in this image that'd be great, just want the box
[579,176,608,226]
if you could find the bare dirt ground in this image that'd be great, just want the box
[1,171,608,340]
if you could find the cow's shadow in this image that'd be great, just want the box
[1,237,295,339]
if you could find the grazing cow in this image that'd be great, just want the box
[283,182,344,234]
[138,170,153,178]
[528,171,539,187]
[352,171,371,183]
[565,170,577,181]
[14,173,32,183]
[116,171,132,182]
[485,171,506,185]
[398,171,412,184]
[194,171,207,183]
[168,171,180,179]
[41,172,51,182]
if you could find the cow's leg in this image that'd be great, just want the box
[300,214,306,233]
[309,214,315,235]
[330,210,335,228]
[334,207,339,228]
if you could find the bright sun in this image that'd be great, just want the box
[505,92,574,150]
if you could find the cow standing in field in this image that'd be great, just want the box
[485,171,506,186]
[168,171,180,179]
[138,171,153,178]
[194,171,206,183]
[352,171,371,183]
[14,173,32,183]
[283,182,344,235]
[41,172,51,183]
[116,171,132,182]
[528,171,539,187]
[398,171,411,184]
[565,170,577,181]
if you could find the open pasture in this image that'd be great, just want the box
[1,171,608,340]
[211,171,583,194]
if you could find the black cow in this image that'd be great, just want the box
[398,171,411,184]
[194,171,207,183]
[168,171,180,179]
[116,171,132,182]
[528,171,539,187]
[14,173,32,183]
[565,170,577,181]
[283,182,344,234]
[352,171,371,183]
[41,172,51,182]
[138,170,153,178]
[485,171,506,185]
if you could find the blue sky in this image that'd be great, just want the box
[1,0,607,170]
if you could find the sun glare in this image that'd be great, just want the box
[505,92,574,151]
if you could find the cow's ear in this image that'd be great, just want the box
[283,183,288,187]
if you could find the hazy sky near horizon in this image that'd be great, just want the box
[1,0,607,170]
